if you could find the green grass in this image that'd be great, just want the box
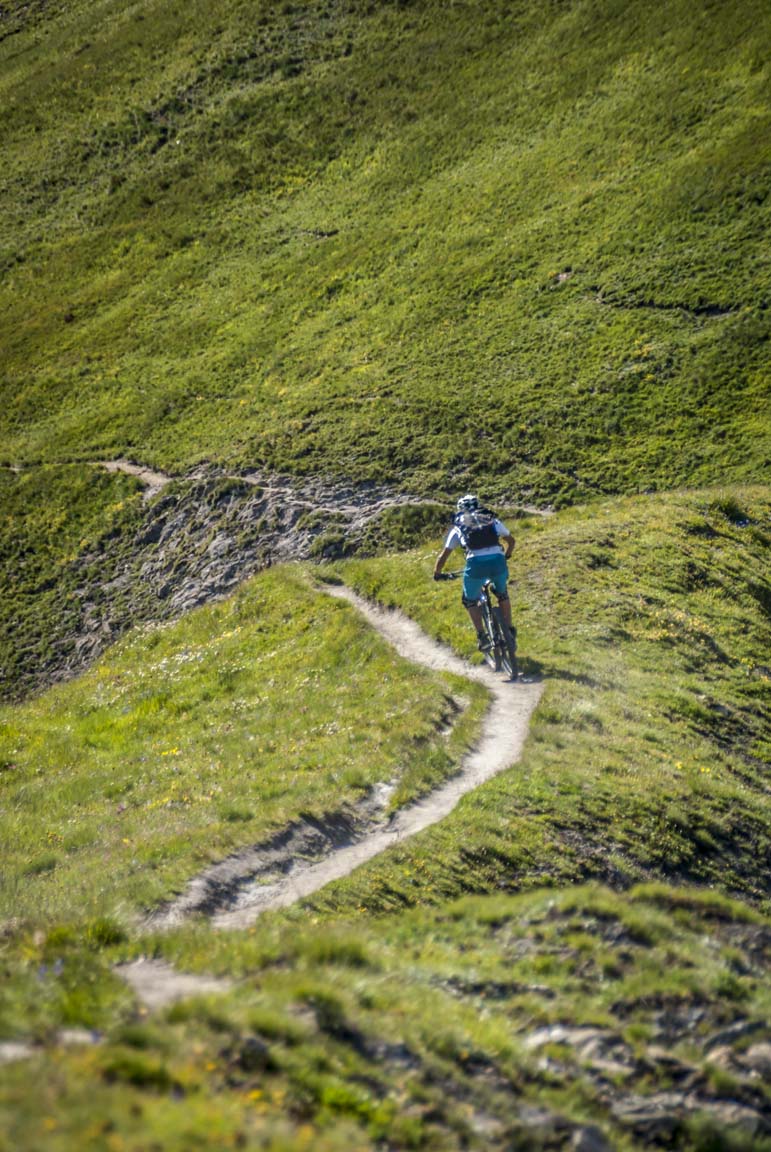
[1,487,770,1149]
[2,3,770,1144]
[315,485,771,913]
[2,0,770,700]
[2,486,768,932]
[1,884,768,1150]
[0,463,146,697]
[1,0,769,502]
[0,564,487,922]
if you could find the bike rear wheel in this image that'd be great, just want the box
[492,608,518,679]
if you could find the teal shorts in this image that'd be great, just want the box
[462,554,508,603]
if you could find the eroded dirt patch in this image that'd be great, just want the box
[96,459,172,500]
[7,464,448,699]
[114,958,230,1011]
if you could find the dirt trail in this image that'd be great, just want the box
[96,459,172,499]
[114,959,230,1011]
[145,584,542,933]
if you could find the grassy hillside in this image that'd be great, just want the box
[2,886,769,1151]
[0,566,485,921]
[1,0,769,503]
[1,488,769,1149]
[1,0,770,1144]
[4,486,768,927]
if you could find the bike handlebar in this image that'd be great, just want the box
[434,571,460,581]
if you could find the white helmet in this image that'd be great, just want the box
[456,493,479,513]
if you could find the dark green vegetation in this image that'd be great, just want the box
[2,0,770,696]
[2,489,770,1148]
[1,887,768,1151]
[0,463,145,694]
[1,0,770,501]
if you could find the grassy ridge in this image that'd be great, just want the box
[2,0,770,701]
[322,485,771,913]
[1,0,770,501]
[2,1,770,1139]
[2,886,769,1150]
[6,486,768,930]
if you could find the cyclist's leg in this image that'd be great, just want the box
[465,602,484,631]
[487,557,517,674]
[490,557,513,627]
[462,561,485,633]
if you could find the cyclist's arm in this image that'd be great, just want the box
[497,521,515,559]
[433,546,454,578]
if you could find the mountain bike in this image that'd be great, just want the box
[435,572,518,678]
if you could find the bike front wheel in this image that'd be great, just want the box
[492,608,518,679]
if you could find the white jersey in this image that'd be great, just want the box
[444,518,510,558]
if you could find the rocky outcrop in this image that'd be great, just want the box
[7,465,447,699]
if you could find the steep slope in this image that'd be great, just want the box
[1,0,769,500]
[3,487,768,928]
[2,887,769,1151]
[1,2,770,1142]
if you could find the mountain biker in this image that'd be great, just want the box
[433,494,514,651]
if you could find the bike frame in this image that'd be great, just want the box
[438,572,518,678]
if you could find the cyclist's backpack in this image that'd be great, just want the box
[453,508,499,550]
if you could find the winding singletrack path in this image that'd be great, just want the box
[167,584,543,930]
[119,584,543,1006]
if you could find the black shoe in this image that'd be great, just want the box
[477,630,492,652]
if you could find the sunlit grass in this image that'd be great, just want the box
[1,489,770,1149]
[0,565,486,922]
[1,0,769,503]
[317,485,771,914]
[2,0,770,700]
